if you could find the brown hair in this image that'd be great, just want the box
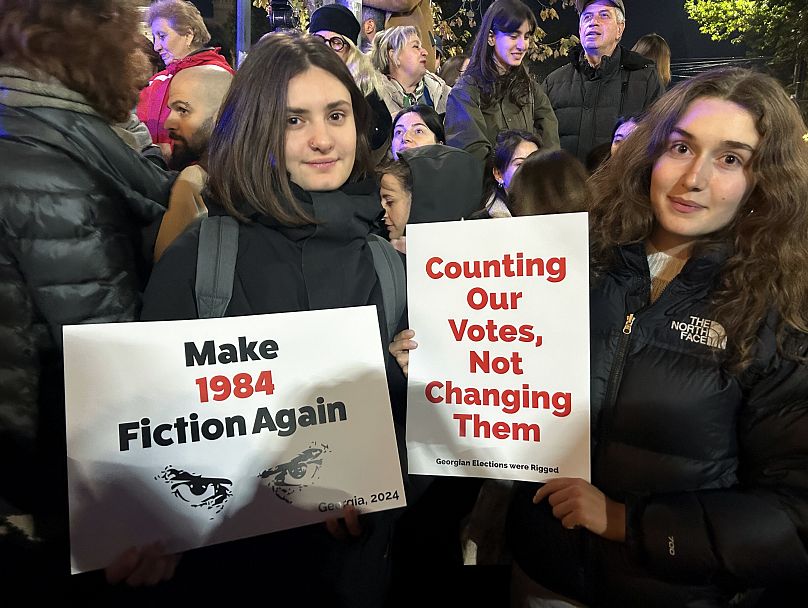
[632,33,671,87]
[589,67,808,370]
[376,159,413,194]
[147,0,211,48]
[206,31,372,226]
[508,149,590,216]
[0,0,149,122]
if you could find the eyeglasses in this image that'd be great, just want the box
[314,34,346,53]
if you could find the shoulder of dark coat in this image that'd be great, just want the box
[620,46,657,72]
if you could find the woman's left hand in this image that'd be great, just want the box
[325,505,363,541]
[533,478,626,542]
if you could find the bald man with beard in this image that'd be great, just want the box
[165,64,233,171]
[155,64,232,260]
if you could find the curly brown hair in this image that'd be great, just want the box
[589,67,808,370]
[0,0,148,122]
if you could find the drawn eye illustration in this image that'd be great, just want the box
[259,444,330,504]
[156,467,233,517]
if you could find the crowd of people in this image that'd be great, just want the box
[1,0,807,606]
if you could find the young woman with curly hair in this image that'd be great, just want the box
[444,0,559,162]
[507,67,808,606]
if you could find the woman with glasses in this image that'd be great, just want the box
[309,4,391,158]
[371,25,451,119]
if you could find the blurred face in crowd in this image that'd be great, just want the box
[390,35,428,84]
[495,139,539,191]
[489,20,531,72]
[611,119,638,155]
[285,66,357,191]
[649,96,759,251]
[151,18,194,65]
[579,2,624,60]
[380,173,412,240]
[314,30,350,63]
[391,111,440,159]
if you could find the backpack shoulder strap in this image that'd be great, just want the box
[367,234,406,343]
[195,215,239,318]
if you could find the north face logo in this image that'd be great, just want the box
[670,316,727,350]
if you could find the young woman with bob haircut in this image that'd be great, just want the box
[140,31,403,605]
[506,67,808,606]
[137,0,234,148]
[445,0,559,162]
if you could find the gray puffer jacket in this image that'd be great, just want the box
[0,66,172,578]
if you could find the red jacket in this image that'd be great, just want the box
[136,47,234,144]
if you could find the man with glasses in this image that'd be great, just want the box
[542,0,662,162]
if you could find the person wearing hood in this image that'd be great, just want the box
[0,0,176,588]
[542,0,662,162]
[378,144,484,253]
[137,0,234,153]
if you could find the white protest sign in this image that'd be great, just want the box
[406,214,590,482]
[64,306,405,574]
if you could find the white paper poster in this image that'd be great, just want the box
[405,214,591,482]
[64,306,405,574]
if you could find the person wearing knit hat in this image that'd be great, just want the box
[309,3,393,159]
[575,0,625,17]
[540,0,662,162]
[309,4,360,61]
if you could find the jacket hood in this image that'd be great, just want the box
[0,65,98,116]
[400,144,484,224]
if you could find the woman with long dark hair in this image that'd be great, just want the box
[444,0,559,162]
[508,67,808,606]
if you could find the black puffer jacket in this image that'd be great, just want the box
[542,46,663,162]
[0,69,172,577]
[141,182,407,607]
[509,243,808,607]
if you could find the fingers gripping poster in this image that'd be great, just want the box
[64,306,405,574]
[405,214,590,482]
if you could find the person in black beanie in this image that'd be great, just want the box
[309,4,392,160]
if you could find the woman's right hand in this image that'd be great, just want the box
[389,329,417,378]
[105,543,181,586]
